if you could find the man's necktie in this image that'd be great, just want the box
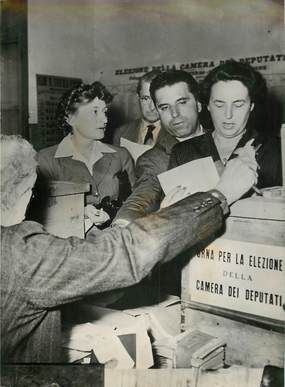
[143,125,155,145]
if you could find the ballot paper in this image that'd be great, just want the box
[62,306,153,368]
[120,137,152,162]
[158,156,220,204]
[62,323,134,368]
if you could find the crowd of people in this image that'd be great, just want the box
[1,60,282,363]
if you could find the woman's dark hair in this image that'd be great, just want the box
[150,69,199,103]
[199,60,268,136]
[199,60,267,105]
[56,81,113,134]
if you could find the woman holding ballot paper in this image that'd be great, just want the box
[170,60,282,190]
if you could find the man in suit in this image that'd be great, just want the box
[113,70,161,147]
[114,69,204,226]
[1,134,257,362]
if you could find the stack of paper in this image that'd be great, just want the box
[153,329,226,370]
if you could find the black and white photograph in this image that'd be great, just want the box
[1,0,284,386]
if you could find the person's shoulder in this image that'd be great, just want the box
[139,144,163,160]
[38,143,58,158]
[173,132,213,153]
[102,142,130,156]
[136,144,168,169]
[101,143,133,166]
[2,221,45,240]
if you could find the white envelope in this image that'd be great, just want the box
[158,156,219,203]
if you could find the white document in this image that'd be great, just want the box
[62,322,134,368]
[158,156,219,201]
[120,137,152,162]
[116,315,154,369]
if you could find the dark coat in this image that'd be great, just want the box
[114,129,179,223]
[169,130,282,189]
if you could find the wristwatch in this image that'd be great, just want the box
[208,189,230,216]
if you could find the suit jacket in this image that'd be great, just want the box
[114,129,179,223]
[169,130,282,189]
[113,119,142,146]
[38,141,135,206]
[1,191,223,362]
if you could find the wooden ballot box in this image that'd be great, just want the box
[181,194,285,367]
[31,181,90,238]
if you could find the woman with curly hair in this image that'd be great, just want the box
[37,82,135,228]
[1,135,38,226]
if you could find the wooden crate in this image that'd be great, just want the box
[32,181,90,239]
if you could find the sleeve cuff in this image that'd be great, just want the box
[208,189,230,216]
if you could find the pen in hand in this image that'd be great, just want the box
[252,143,262,196]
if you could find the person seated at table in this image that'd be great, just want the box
[169,60,282,189]
[1,134,257,363]
[37,82,135,228]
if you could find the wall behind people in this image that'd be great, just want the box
[28,0,284,146]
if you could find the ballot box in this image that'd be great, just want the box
[181,194,285,367]
[31,180,90,238]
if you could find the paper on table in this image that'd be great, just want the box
[116,315,154,369]
[158,156,219,202]
[120,137,152,162]
[62,322,134,368]
[62,307,153,368]
[92,334,134,369]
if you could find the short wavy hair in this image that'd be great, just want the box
[199,60,267,105]
[56,81,113,134]
[150,69,199,104]
[1,135,37,211]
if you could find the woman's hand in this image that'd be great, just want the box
[233,139,259,170]
[84,205,110,226]
[215,146,258,206]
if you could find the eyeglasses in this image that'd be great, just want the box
[140,96,152,103]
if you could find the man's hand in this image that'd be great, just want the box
[215,141,258,205]
[84,205,110,226]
